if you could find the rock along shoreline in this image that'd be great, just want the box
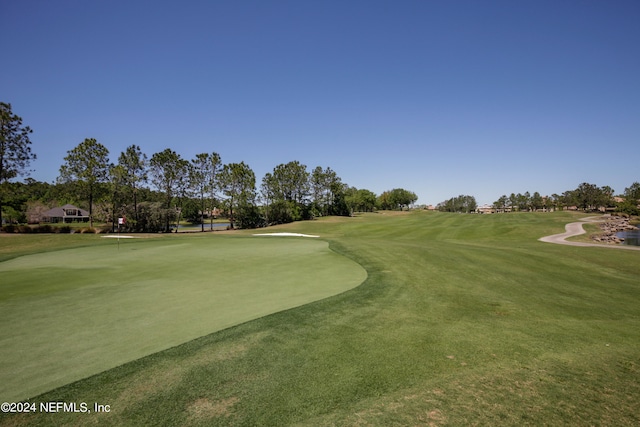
[591,216,638,244]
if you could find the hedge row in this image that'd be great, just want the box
[0,225,110,234]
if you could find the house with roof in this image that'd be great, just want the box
[42,204,90,223]
[476,204,495,214]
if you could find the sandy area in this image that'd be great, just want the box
[252,232,320,238]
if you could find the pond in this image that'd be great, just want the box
[616,228,640,246]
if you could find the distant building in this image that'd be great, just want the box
[476,204,494,214]
[200,208,222,218]
[42,204,90,223]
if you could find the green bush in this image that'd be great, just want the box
[17,225,32,233]
[136,202,171,232]
[236,204,266,229]
[34,225,53,233]
[1,225,16,233]
[58,226,72,234]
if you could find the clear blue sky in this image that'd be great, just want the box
[2,0,639,205]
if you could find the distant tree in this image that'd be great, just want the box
[108,163,127,231]
[343,187,357,215]
[23,178,52,204]
[549,194,561,211]
[272,161,310,205]
[310,166,344,216]
[515,192,530,212]
[207,153,222,228]
[0,181,28,223]
[360,189,378,212]
[625,182,640,200]
[346,188,377,213]
[0,102,36,225]
[493,195,508,212]
[190,152,222,231]
[180,197,200,225]
[2,205,22,225]
[261,172,294,225]
[117,145,148,227]
[261,161,310,223]
[377,188,418,211]
[438,195,477,213]
[600,186,615,209]
[389,188,418,210]
[466,195,477,213]
[573,182,601,211]
[531,192,544,211]
[149,149,189,232]
[58,138,110,228]
[561,190,575,209]
[135,201,169,233]
[617,182,640,215]
[25,200,50,224]
[260,172,277,224]
[219,162,256,229]
[235,203,265,229]
[328,179,350,216]
[378,190,393,210]
[310,166,327,215]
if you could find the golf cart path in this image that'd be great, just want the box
[539,216,640,251]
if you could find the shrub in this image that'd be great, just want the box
[1,225,16,233]
[58,226,72,234]
[136,202,170,232]
[235,204,266,229]
[35,225,53,233]
[18,225,32,233]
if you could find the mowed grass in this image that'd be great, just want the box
[1,211,639,426]
[0,234,366,402]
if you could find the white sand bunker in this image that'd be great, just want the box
[101,235,139,239]
[253,232,319,238]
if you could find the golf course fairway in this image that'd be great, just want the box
[0,234,366,401]
[1,211,639,426]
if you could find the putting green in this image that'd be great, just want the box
[0,234,366,401]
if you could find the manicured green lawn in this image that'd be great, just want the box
[0,234,365,402]
[1,211,639,426]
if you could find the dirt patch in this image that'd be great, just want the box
[115,365,186,409]
[187,331,270,366]
[185,397,239,421]
[186,342,250,366]
[377,210,413,216]
[419,409,446,426]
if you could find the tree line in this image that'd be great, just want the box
[437,195,478,213]
[3,103,637,229]
[436,183,639,215]
[1,103,418,231]
[491,183,640,215]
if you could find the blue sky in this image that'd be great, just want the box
[2,0,638,205]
